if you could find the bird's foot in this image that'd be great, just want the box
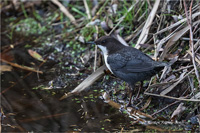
[103,69,111,75]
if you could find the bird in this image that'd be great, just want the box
[89,36,168,106]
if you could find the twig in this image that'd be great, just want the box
[152,84,190,116]
[19,112,70,122]
[0,58,43,74]
[94,46,98,72]
[51,0,78,27]
[155,12,200,35]
[195,44,200,53]
[188,76,195,97]
[154,23,184,59]
[135,1,145,17]
[183,0,200,86]
[0,57,46,94]
[173,65,193,72]
[184,39,200,58]
[181,37,199,42]
[83,0,91,19]
[187,50,200,65]
[159,19,200,61]
[94,26,98,71]
[151,101,180,116]
[146,0,152,9]
[135,0,160,49]
[144,92,200,102]
[156,0,167,33]
[160,68,196,95]
[160,71,187,95]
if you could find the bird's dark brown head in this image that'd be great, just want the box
[94,36,125,55]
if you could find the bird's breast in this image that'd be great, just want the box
[103,54,113,73]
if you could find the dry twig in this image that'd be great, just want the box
[183,0,200,86]
[155,12,200,35]
[83,0,91,19]
[135,0,160,49]
[0,58,43,74]
[144,92,200,102]
[51,0,78,27]
[159,20,200,61]
[151,101,180,116]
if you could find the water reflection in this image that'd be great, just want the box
[1,71,132,132]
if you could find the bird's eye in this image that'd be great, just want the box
[102,40,106,43]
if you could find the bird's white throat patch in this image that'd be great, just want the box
[97,45,108,54]
[97,45,113,73]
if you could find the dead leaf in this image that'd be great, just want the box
[159,20,200,61]
[171,103,186,121]
[0,65,12,73]
[159,56,178,81]
[140,97,152,111]
[60,65,107,100]
[160,71,187,95]
[163,74,176,82]
[28,49,45,62]
[190,92,200,99]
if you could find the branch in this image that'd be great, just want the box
[0,58,43,74]
[83,0,91,19]
[183,0,200,86]
[135,0,160,49]
[51,0,78,27]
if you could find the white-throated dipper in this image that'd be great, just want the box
[90,36,168,106]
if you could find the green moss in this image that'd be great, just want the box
[32,85,46,90]
[5,16,16,22]
[33,10,43,21]
[52,92,56,95]
[118,82,126,90]
[24,44,32,48]
[14,18,47,35]
[130,42,136,47]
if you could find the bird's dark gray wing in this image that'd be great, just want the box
[107,49,157,73]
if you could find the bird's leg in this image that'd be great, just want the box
[126,85,134,107]
[103,69,111,75]
[135,81,143,100]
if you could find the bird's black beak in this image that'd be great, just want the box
[86,41,96,45]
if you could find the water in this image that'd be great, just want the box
[1,69,133,132]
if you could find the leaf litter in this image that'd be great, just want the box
[1,0,200,132]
